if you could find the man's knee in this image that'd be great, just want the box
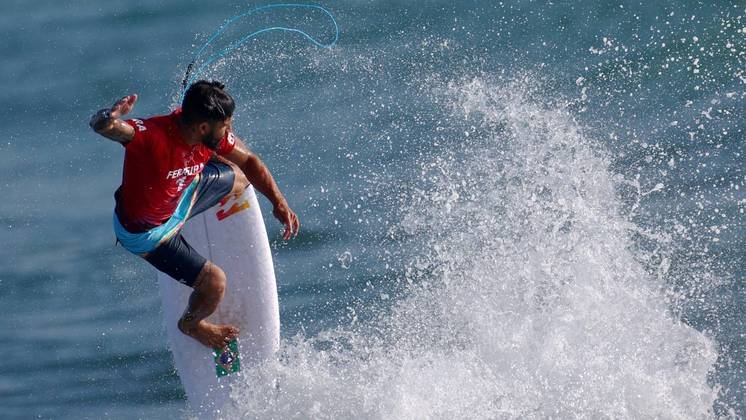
[230,169,249,196]
[194,261,226,295]
[220,160,248,196]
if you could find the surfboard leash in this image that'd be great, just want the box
[180,3,339,100]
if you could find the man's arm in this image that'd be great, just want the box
[89,94,138,144]
[223,135,300,240]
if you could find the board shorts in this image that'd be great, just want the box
[113,161,236,287]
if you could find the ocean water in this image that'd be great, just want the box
[0,0,743,418]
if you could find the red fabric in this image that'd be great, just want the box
[116,109,236,232]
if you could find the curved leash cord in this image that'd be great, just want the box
[180,3,339,100]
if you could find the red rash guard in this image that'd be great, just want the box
[116,109,236,233]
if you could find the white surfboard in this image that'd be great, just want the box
[157,186,280,418]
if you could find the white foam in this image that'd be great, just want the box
[224,76,719,419]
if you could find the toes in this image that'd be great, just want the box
[180,322,240,348]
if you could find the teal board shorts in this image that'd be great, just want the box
[114,161,236,287]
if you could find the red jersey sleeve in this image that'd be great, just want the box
[123,118,150,148]
[215,131,237,156]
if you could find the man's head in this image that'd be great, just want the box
[181,80,235,150]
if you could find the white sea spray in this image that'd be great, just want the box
[222,76,720,419]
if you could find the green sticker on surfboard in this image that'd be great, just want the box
[213,338,241,377]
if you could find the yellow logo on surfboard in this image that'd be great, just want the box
[216,195,250,221]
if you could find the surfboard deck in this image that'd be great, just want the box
[157,186,280,418]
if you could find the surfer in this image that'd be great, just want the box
[90,80,299,348]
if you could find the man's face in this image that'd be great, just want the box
[200,117,232,150]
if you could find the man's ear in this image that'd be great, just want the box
[197,121,211,135]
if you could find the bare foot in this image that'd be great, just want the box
[178,318,239,348]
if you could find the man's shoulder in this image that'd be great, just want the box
[128,111,175,139]
[144,111,176,129]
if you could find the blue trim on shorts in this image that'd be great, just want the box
[113,175,200,255]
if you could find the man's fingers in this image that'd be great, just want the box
[112,96,128,111]
[115,94,137,107]
[290,213,299,237]
[275,206,298,240]
[283,214,293,240]
[111,94,138,117]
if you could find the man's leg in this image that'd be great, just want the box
[146,160,248,348]
[145,234,240,349]
[188,159,248,216]
[177,261,239,348]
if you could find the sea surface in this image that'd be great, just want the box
[0,0,743,418]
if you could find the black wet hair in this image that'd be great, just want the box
[181,80,235,124]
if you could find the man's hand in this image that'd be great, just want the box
[272,200,300,240]
[90,94,138,144]
[110,94,138,119]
